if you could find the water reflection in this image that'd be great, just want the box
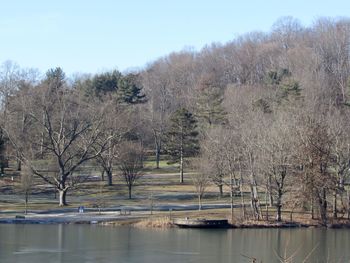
[0,225,350,263]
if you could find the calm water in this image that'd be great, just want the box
[0,224,350,263]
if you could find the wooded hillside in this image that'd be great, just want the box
[1,17,350,224]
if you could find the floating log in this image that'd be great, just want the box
[173,218,230,228]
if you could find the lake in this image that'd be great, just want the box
[0,224,349,262]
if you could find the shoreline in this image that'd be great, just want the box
[1,209,350,229]
[0,217,350,229]
[103,219,350,229]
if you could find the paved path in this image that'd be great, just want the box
[0,203,238,224]
[0,211,145,224]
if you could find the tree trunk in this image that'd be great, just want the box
[268,175,273,207]
[218,184,223,198]
[128,185,132,199]
[239,164,246,219]
[155,147,160,169]
[311,197,315,219]
[249,173,261,220]
[40,112,45,158]
[17,159,22,171]
[333,190,337,219]
[318,188,328,226]
[198,194,202,210]
[276,189,282,222]
[107,170,113,186]
[180,149,184,183]
[139,139,144,167]
[250,183,261,220]
[153,129,161,169]
[101,170,105,181]
[248,152,261,220]
[290,209,294,222]
[25,192,28,214]
[230,172,234,223]
[58,189,68,206]
[269,193,274,207]
[240,183,245,220]
[265,188,269,221]
[347,190,350,220]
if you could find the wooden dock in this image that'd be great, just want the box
[173,218,230,228]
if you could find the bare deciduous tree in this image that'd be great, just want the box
[20,163,33,214]
[190,158,211,210]
[142,60,173,168]
[96,98,131,186]
[327,109,350,218]
[258,112,296,221]
[6,80,113,206]
[118,142,144,199]
[296,115,336,225]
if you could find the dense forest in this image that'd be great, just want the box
[1,17,350,225]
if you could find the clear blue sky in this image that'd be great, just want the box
[1,0,349,75]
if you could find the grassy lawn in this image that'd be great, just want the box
[142,159,179,173]
[2,157,342,227]
[0,162,235,212]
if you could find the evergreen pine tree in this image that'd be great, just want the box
[82,70,122,98]
[265,68,302,103]
[117,73,146,104]
[165,108,199,183]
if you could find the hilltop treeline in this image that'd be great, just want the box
[1,17,350,224]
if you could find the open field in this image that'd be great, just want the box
[0,159,235,212]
